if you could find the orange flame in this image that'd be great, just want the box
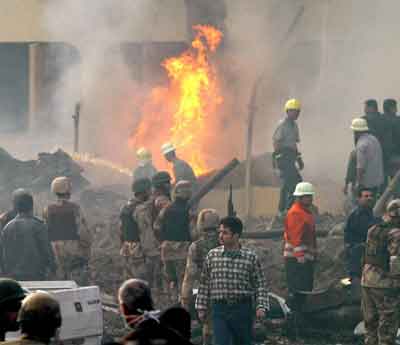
[129,25,223,176]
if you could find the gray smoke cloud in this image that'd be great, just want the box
[40,0,186,166]
[225,0,400,189]
[37,0,400,190]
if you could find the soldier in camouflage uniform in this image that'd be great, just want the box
[181,209,220,345]
[119,178,152,281]
[158,181,192,304]
[361,199,400,345]
[133,172,172,293]
[43,176,92,285]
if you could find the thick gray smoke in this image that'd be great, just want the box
[41,0,186,166]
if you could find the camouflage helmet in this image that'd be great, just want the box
[51,176,72,194]
[132,178,151,194]
[152,171,171,187]
[0,278,26,308]
[387,199,400,217]
[173,180,192,200]
[18,291,62,332]
[197,209,219,232]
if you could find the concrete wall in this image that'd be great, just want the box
[0,0,187,44]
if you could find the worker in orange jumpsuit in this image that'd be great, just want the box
[283,182,317,312]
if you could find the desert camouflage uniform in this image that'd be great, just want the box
[119,197,146,281]
[133,200,162,291]
[43,200,92,285]
[361,221,400,345]
[181,232,219,345]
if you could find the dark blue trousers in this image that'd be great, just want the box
[211,301,254,345]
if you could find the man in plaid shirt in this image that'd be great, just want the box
[195,216,269,345]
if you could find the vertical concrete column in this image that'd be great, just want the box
[28,43,40,131]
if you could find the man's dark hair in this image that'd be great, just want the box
[220,216,243,236]
[383,99,397,113]
[365,99,378,111]
[118,279,154,315]
[357,186,374,198]
[14,193,33,213]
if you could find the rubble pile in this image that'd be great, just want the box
[0,148,89,211]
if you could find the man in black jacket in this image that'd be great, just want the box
[0,191,56,280]
[344,187,380,282]
[158,180,192,303]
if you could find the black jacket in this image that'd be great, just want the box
[160,199,191,242]
[344,206,380,245]
[0,214,56,280]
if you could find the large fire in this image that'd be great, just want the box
[129,25,223,176]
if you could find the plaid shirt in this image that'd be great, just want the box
[195,245,269,311]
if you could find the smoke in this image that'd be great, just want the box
[41,0,185,167]
[38,0,400,188]
[222,0,400,188]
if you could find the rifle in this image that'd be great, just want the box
[227,184,236,217]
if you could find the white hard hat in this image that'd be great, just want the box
[350,118,369,132]
[161,142,176,155]
[51,176,72,194]
[293,182,315,196]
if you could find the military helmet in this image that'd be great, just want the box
[0,278,26,308]
[18,291,61,330]
[132,178,152,194]
[387,199,400,217]
[51,176,72,194]
[173,180,192,200]
[152,171,171,187]
[197,209,219,232]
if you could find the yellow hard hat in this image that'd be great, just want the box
[161,142,176,155]
[350,118,369,132]
[51,176,72,194]
[136,147,152,161]
[293,182,315,196]
[285,99,301,111]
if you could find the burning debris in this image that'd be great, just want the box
[130,25,224,175]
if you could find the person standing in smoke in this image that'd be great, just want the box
[272,98,304,218]
[161,142,197,188]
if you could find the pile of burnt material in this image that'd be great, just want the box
[0,148,89,210]
[0,148,88,194]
